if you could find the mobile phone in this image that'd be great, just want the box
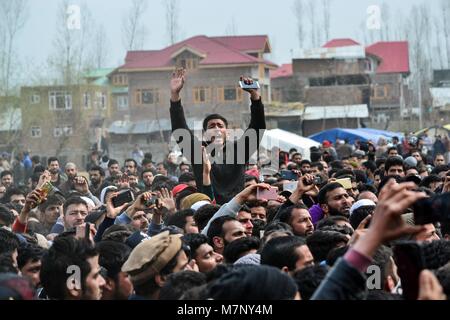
[335,177,352,190]
[239,80,260,90]
[112,189,134,208]
[144,196,159,207]
[413,192,450,225]
[393,241,425,300]
[257,187,278,201]
[85,222,91,240]
[280,170,298,181]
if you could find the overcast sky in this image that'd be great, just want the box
[17,0,441,69]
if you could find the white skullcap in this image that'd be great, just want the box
[349,199,376,215]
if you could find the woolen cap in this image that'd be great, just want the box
[122,231,182,285]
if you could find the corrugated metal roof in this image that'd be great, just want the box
[294,45,366,60]
[303,105,368,120]
[0,108,21,131]
[109,118,203,135]
[430,88,450,108]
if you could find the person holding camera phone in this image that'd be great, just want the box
[170,68,266,205]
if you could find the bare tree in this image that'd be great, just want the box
[48,1,95,84]
[322,0,331,43]
[381,2,391,41]
[165,0,180,45]
[293,0,305,48]
[307,0,318,47]
[434,19,444,70]
[91,24,110,69]
[122,0,148,51]
[225,16,238,36]
[0,0,28,96]
[441,0,450,68]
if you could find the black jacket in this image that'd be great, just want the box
[170,99,265,205]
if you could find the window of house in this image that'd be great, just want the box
[31,126,41,138]
[217,87,242,102]
[30,93,40,104]
[224,87,237,101]
[136,89,159,105]
[54,125,73,137]
[100,92,107,109]
[375,86,386,98]
[53,127,63,137]
[63,126,73,136]
[193,87,210,103]
[117,95,129,109]
[83,92,91,109]
[179,58,197,70]
[49,91,72,110]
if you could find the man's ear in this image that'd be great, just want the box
[67,286,81,299]
[103,278,115,292]
[320,204,329,216]
[155,274,166,288]
[213,236,224,250]
[281,266,290,274]
[386,275,396,292]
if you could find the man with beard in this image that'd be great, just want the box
[89,165,105,198]
[206,216,246,255]
[277,204,314,237]
[141,168,156,192]
[170,69,266,205]
[47,157,67,188]
[59,162,78,196]
[317,183,354,218]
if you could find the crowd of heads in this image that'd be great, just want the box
[0,131,449,300]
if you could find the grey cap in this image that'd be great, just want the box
[404,156,418,168]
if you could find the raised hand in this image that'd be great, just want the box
[171,68,186,101]
[159,188,176,213]
[239,76,260,100]
[73,176,89,194]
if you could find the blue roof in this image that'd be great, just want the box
[308,128,401,144]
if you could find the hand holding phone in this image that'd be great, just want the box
[112,189,134,208]
[257,186,278,201]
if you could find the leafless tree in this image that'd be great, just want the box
[381,2,391,41]
[434,19,444,70]
[322,0,331,43]
[441,0,450,68]
[0,0,28,96]
[48,1,95,84]
[91,24,110,69]
[293,0,305,48]
[307,0,319,47]
[165,0,180,45]
[122,0,148,51]
[225,16,238,36]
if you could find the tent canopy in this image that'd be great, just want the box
[308,128,401,145]
[260,129,320,160]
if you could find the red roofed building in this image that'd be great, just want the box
[109,35,276,128]
[270,38,412,132]
[322,38,361,48]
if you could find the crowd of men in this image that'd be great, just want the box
[0,69,449,300]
